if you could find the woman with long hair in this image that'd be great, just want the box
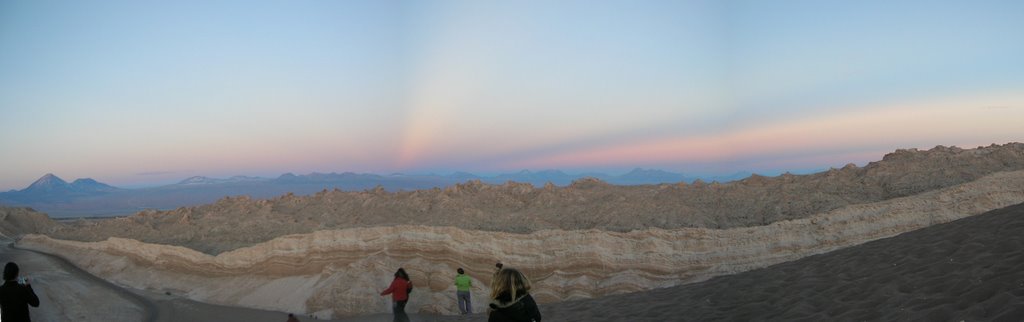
[380,267,412,322]
[488,268,541,322]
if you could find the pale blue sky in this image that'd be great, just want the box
[1,0,1022,190]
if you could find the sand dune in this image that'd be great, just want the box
[17,169,1024,317]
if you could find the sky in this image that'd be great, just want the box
[1,0,1023,190]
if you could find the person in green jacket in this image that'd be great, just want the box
[455,267,473,314]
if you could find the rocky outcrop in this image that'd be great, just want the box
[19,170,1024,317]
[0,206,58,239]
[47,143,1024,254]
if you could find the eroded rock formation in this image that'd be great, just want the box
[47,143,1024,254]
[0,206,58,239]
[19,170,1024,317]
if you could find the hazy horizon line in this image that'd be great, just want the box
[8,166,835,191]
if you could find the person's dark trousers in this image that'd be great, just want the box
[457,290,472,314]
[393,300,410,322]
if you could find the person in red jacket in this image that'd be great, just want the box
[380,267,412,322]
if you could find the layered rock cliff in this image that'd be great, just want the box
[19,170,1024,317]
[47,143,1024,254]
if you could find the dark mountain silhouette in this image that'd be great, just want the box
[70,178,120,192]
[178,176,265,185]
[23,173,74,194]
[616,168,692,184]
[494,169,575,185]
[274,173,300,183]
[445,172,481,181]
[1,174,121,205]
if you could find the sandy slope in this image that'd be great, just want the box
[539,202,1024,322]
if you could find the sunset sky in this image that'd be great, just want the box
[1,0,1022,190]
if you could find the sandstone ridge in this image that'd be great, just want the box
[0,206,57,239]
[19,169,1024,317]
[48,143,1024,254]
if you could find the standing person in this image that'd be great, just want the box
[380,268,412,322]
[0,262,40,322]
[488,268,541,322]
[454,267,473,314]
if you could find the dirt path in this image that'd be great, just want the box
[0,241,151,322]
[2,239,475,322]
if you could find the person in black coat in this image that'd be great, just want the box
[488,268,541,322]
[0,262,40,322]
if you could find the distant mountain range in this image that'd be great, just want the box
[0,169,751,218]
[2,173,121,203]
